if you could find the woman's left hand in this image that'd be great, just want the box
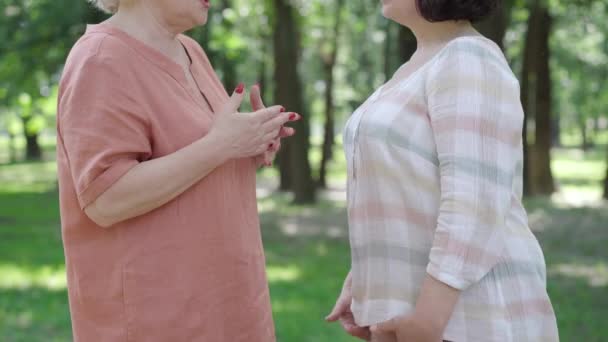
[371,314,442,342]
[249,84,295,167]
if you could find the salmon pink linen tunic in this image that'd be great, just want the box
[56,23,274,341]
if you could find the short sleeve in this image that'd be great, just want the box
[58,52,151,209]
[424,39,523,290]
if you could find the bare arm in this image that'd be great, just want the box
[412,274,460,334]
[84,134,227,227]
[84,87,295,227]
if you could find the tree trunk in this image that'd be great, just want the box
[8,132,16,163]
[521,2,554,196]
[475,0,511,49]
[318,0,344,189]
[258,45,268,100]
[603,146,608,200]
[25,132,41,161]
[520,3,534,197]
[219,0,237,91]
[580,118,589,151]
[21,116,42,161]
[273,0,316,203]
[531,5,555,195]
[383,21,395,81]
[398,26,417,64]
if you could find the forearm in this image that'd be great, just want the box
[85,135,228,227]
[413,274,460,333]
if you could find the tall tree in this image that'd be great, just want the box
[318,0,345,188]
[398,26,417,64]
[521,1,555,195]
[604,146,608,200]
[272,0,316,203]
[475,0,513,49]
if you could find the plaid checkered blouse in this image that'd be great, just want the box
[343,36,559,342]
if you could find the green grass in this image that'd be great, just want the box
[0,147,607,341]
[552,148,606,203]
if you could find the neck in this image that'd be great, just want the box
[408,19,477,52]
[109,2,181,49]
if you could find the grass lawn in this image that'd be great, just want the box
[0,146,607,341]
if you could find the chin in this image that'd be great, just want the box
[194,12,208,26]
[381,4,395,20]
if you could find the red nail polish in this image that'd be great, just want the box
[280,107,286,112]
[235,83,245,94]
[269,143,274,149]
[289,113,296,120]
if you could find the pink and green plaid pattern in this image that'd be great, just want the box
[343,36,559,342]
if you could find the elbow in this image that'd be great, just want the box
[84,198,121,228]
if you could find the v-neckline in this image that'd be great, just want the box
[86,22,217,113]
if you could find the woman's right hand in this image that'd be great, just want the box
[326,272,372,341]
[207,83,299,160]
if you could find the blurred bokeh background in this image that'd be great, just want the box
[1,0,607,341]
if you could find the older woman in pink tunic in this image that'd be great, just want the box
[56,0,299,340]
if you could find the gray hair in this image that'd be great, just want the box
[88,0,120,13]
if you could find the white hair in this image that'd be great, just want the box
[88,0,120,14]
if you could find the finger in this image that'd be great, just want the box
[341,318,370,340]
[262,132,280,146]
[370,318,399,334]
[326,299,348,322]
[347,326,372,340]
[263,112,301,134]
[221,82,246,115]
[263,152,274,167]
[278,126,295,138]
[266,137,280,152]
[270,139,281,152]
[267,139,278,152]
[250,105,285,123]
[250,84,266,111]
[255,155,266,168]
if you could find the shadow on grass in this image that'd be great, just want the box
[557,178,605,187]
[0,190,63,269]
[0,286,71,342]
[548,274,608,342]
[262,229,357,342]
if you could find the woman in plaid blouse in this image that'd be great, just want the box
[326,1,559,341]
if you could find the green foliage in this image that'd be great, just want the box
[1,0,607,150]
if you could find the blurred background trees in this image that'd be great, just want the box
[1,0,607,200]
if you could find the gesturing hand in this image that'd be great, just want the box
[207,83,298,160]
[249,84,298,167]
[326,273,371,341]
[371,315,442,342]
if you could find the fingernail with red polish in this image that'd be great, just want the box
[235,83,245,94]
[280,106,286,112]
[289,113,297,120]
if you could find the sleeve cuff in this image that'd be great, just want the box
[426,262,469,291]
[77,159,139,209]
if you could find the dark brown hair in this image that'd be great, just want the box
[416,0,500,23]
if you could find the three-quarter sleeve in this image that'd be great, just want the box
[425,40,523,290]
[58,53,152,209]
